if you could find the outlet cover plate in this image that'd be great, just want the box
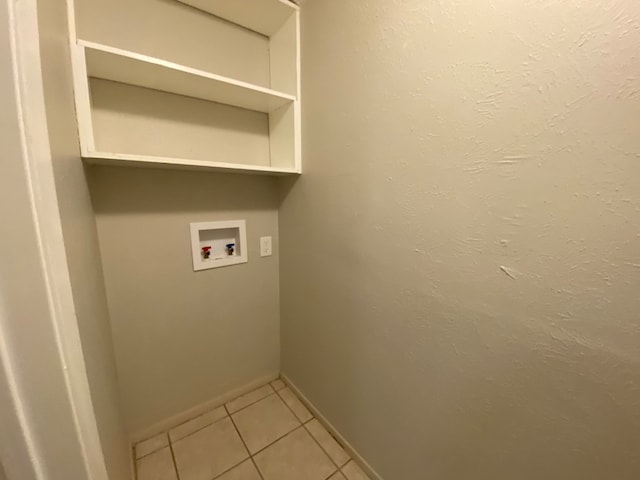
[260,236,272,257]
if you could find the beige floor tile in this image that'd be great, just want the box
[270,378,286,391]
[342,460,371,480]
[172,417,248,480]
[135,432,169,459]
[215,459,262,480]
[136,447,177,480]
[232,394,300,454]
[226,384,274,413]
[305,419,350,467]
[253,427,337,480]
[169,406,227,442]
[329,472,347,480]
[278,387,313,423]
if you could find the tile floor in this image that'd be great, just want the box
[134,378,371,480]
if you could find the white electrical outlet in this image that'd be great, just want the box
[260,236,272,257]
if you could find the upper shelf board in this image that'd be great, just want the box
[83,150,300,175]
[80,40,296,114]
[176,0,298,36]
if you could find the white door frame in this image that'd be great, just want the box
[0,0,108,478]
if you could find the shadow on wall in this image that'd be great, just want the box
[91,79,268,134]
[277,175,298,208]
[87,164,279,214]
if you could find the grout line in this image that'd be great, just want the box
[203,412,253,480]
[270,379,286,391]
[142,380,347,480]
[324,469,341,480]
[275,386,310,423]
[279,381,351,471]
[248,424,305,458]
[172,383,276,442]
[161,386,279,450]
[227,387,342,473]
[167,435,181,480]
[137,431,166,443]
[282,375,379,480]
[226,387,276,415]
[134,432,170,461]
[136,384,282,477]
[275,386,343,470]
[132,445,138,480]
[170,415,250,480]
[170,413,230,445]
[225,404,266,480]
[134,378,278,447]
[225,387,314,459]
[302,421,342,470]
[208,457,251,480]
[135,448,164,461]
[172,389,276,448]
[249,450,266,479]
[170,406,227,433]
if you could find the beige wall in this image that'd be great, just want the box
[279,1,640,479]
[36,1,131,478]
[76,0,270,87]
[88,166,280,436]
[91,79,270,167]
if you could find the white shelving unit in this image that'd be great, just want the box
[177,0,297,36]
[70,0,301,175]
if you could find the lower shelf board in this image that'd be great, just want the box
[82,151,301,175]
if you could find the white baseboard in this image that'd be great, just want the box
[130,371,280,443]
[281,374,384,480]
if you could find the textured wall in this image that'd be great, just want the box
[279,1,640,479]
[36,0,131,478]
[89,166,280,436]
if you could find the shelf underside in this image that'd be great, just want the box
[176,0,298,36]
